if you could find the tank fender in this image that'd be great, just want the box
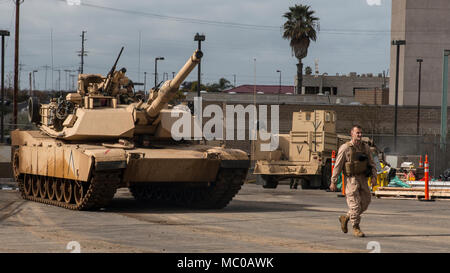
[83,148,127,171]
[205,147,250,169]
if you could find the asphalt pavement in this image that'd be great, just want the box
[1,182,450,253]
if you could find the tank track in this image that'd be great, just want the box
[16,171,121,211]
[129,168,248,209]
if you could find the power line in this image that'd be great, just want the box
[54,0,396,35]
[72,0,281,31]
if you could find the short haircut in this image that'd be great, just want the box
[351,125,362,132]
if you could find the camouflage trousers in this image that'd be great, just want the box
[345,175,371,227]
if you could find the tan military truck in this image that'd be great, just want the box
[253,110,337,189]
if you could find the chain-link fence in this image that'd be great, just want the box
[371,134,449,178]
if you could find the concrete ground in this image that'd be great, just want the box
[1,181,450,253]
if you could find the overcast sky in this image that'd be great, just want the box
[0,0,391,91]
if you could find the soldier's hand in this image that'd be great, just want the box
[370,176,377,187]
[329,183,337,192]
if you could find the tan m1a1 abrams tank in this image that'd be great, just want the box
[11,48,250,210]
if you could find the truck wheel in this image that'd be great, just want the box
[289,178,299,189]
[321,161,332,190]
[28,96,40,123]
[300,178,311,189]
[257,175,278,189]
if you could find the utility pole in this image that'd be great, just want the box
[0,30,10,143]
[13,0,23,128]
[51,28,54,91]
[233,74,236,87]
[18,63,24,90]
[32,70,37,92]
[28,72,31,97]
[57,69,61,92]
[143,71,147,96]
[78,30,87,74]
[69,74,75,91]
[154,57,164,87]
[138,31,141,83]
[42,65,50,90]
[194,33,205,98]
[64,69,71,91]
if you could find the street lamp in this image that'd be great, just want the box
[276,70,281,103]
[69,74,76,92]
[64,69,71,91]
[416,59,423,136]
[144,71,147,94]
[392,39,406,153]
[154,57,164,88]
[0,29,10,143]
[32,70,38,92]
[194,33,205,97]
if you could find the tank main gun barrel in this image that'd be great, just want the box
[146,50,203,118]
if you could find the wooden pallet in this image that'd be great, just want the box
[374,187,450,200]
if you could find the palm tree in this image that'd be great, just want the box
[282,4,319,94]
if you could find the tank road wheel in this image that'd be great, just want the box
[129,183,159,202]
[74,181,85,206]
[12,149,20,182]
[182,189,195,205]
[63,180,73,204]
[24,174,32,196]
[129,184,147,201]
[32,176,40,198]
[46,177,56,200]
[17,171,120,211]
[55,179,64,202]
[39,176,47,198]
[186,168,248,209]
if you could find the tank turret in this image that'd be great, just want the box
[28,49,202,141]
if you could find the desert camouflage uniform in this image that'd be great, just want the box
[331,141,377,227]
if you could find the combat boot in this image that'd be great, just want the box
[352,225,365,237]
[339,215,349,233]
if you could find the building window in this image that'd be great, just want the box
[325,112,331,122]
[305,86,319,94]
[305,112,311,121]
[304,86,337,95]
[322,87,338,95]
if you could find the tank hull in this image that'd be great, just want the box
[11,130,249,210]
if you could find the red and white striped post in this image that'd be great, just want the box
[419,155,423,168]
[331,150,336,175]
[341,173,346,196]
[424,155,430,200]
